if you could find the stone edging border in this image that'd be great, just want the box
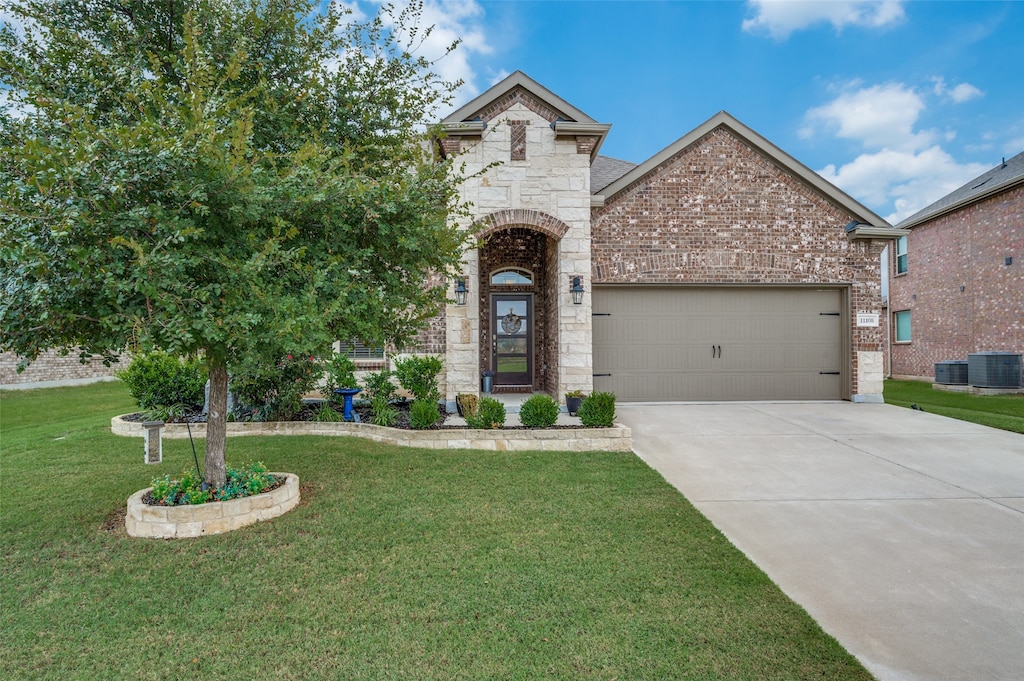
[111,415,632,452]
[126,473,299,539]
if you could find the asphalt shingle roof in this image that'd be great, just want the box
[898,150,1024,228]
[590,155,638,194]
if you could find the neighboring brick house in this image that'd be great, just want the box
[888,151,1023,380]
[0,348,127,387]
[428,72,905,406]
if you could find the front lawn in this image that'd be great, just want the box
[1,383,872,680]
[885,379,1024,434]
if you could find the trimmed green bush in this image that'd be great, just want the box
[394,355,443,402]
[578,391,616,427]
[231,354,321,421]
[466,396,506,429]
[362,369,398,403]
[117,350,207,411]
[409,399,441,429]
[519,394,560,428]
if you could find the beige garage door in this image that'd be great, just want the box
[592,287,844,401]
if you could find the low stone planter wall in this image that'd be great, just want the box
[111,416,632,452]
[126,473,299,539]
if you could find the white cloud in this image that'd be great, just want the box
[743,0,905,39]
[369,0,491,109]
[931,77,984,103]
[806,79,993,223]
[821,147,988,223]
[949,82,983,103]
[805,82,932,151]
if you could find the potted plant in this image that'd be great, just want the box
[481,370,495,394]
[565,389,585,416]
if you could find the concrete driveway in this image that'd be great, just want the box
[617,402,1024,681]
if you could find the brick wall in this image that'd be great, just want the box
[591,126,889,398]
[478,228,552,387]
[0,348,128,386]
[889,184,1023,379]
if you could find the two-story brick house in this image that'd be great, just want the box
[425,72,905,407]
[888,151,1023,380]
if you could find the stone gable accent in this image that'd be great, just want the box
[889,184,1023,379]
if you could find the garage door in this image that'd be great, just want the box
[592,287,844,401]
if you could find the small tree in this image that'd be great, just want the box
[0,1,470,485]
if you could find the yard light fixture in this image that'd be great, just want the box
[454,277,468,306]
[571,276,584,305]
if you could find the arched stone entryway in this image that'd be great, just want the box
[478,227,560,395]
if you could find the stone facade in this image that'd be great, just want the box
[591,126,889,400]
[439,86,595,405]
[889,184,1023,379]
[0,348,128,387]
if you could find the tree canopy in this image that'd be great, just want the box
[1,0,471,484]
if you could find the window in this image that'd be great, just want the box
[895,236,908,274]
[491,268,533,285]
[343,340,384,360]
[894,310,911,342]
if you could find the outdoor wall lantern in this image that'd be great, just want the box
[571,276,584,305]
[454,277,468,306]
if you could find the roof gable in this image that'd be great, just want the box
[596,111,889,227]
[898,150,1024,228]
[444,71,598,125]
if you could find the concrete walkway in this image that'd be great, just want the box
[617,402,1024,681]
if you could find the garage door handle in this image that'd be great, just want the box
[819,371,840,375]
[712,345,721,358]
[593,373,612,377]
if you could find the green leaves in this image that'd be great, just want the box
[2,0,470,481]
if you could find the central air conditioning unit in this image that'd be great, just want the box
[934,361,969,385]
[968,352,1023,388]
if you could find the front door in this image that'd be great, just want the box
[491,294,532,387]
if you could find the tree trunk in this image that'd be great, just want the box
[205,361,229,488]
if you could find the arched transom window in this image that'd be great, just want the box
[490,267,533,286]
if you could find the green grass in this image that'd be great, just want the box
[1,383,873,680]
[885,379,1024,434]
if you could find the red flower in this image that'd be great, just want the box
[287,354,293,360]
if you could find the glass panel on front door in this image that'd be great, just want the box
[492,296,532,386]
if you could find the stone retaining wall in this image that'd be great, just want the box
[126,473,299,539]
[111,416,632,452]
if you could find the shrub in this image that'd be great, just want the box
[394,355,443,402]
[362,369,398,403]
[456,393,478,417]
[149,462,279,506]
[409,399,441,429]
[370,395,398,427]
[231,354,321,421]
[117,350,207,411]
[322,354,358,401]
[578,391,616,427]
[519,394,560,428]
[466,397,506,429]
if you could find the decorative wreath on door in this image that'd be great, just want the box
[501,308,522,335]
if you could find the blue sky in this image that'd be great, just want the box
[345,0,1024,224]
